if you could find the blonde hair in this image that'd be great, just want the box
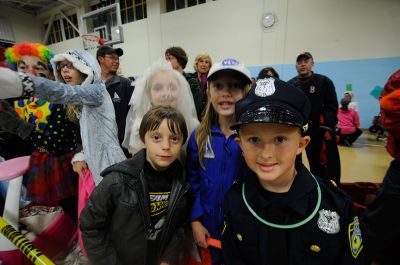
[196,80,250,169]
[193,53,212,72]
[65,105,82,123]
[63,71,87,123]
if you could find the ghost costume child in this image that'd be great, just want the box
[123,60,199,155]
[0,50,126,186]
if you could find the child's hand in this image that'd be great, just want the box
[72,161,88,178]
[191,220,210,248]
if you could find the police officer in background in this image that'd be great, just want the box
[97,45,134,157]
[288,52,340,183]
[222,77,363,265]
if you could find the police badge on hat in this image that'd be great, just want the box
[255,77,275,97]
[317,209,340,234]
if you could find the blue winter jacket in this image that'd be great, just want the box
[186,124,247,238]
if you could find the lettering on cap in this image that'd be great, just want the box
[222,58,240,66]
[255,77,276,97]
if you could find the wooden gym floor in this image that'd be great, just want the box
[302,130,392,184]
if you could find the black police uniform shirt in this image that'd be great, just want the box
[288,72,338,130]
[221,163,364,265]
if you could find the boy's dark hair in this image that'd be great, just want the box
[257,67,280,79]
[165,46,188,69]
[340,97,351,111]
[139,105,188,144]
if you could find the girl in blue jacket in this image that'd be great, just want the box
[186,58,251,265]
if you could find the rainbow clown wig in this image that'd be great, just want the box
[5,42,54,71]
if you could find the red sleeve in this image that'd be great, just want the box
[380,69,400,100]
[380,70,400,160]
[380,89,400,137]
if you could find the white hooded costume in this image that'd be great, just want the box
[122,60,199,155]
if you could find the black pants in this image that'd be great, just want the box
[303,126,341,183]
[361,160,400,265]
[305,128,325,178]
[339,128,362,145]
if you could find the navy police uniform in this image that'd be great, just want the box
[221,77,364,265]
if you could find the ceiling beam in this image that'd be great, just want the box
[0,1,36,15]
[59,10,80,33]
[58,0,80,9]
[18,0,48,8]
[42,12,55,44]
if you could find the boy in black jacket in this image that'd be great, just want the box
[80,106,191,265]
[221,77,364,264]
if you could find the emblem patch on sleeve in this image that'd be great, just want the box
[348,216,363,258]
[204,135,215,159]
[317,209,340,234]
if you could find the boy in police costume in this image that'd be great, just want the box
[221,77,364,264]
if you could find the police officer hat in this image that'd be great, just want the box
[231,77,311,132]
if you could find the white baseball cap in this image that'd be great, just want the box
[207,58,252,84]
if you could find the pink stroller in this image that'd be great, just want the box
[0,156,77,264]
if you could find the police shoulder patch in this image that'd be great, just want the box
[348,216,363,258]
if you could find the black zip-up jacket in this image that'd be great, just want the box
[79,149,192,265]
[288,72,338,130]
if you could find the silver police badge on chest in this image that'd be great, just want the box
[255,77,275,97]
[317,209,340,234]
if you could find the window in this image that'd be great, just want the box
[91,0,147,24]
[63,14,80,40]
[44,13,80,45]
[45,19,62,45]
[166,0,213,12]
[91,0,116,11]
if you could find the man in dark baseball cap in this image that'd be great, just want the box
[96,45,123,58]
[288,51,340,183]
[96,45,134,158]
[296,52,313,62]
